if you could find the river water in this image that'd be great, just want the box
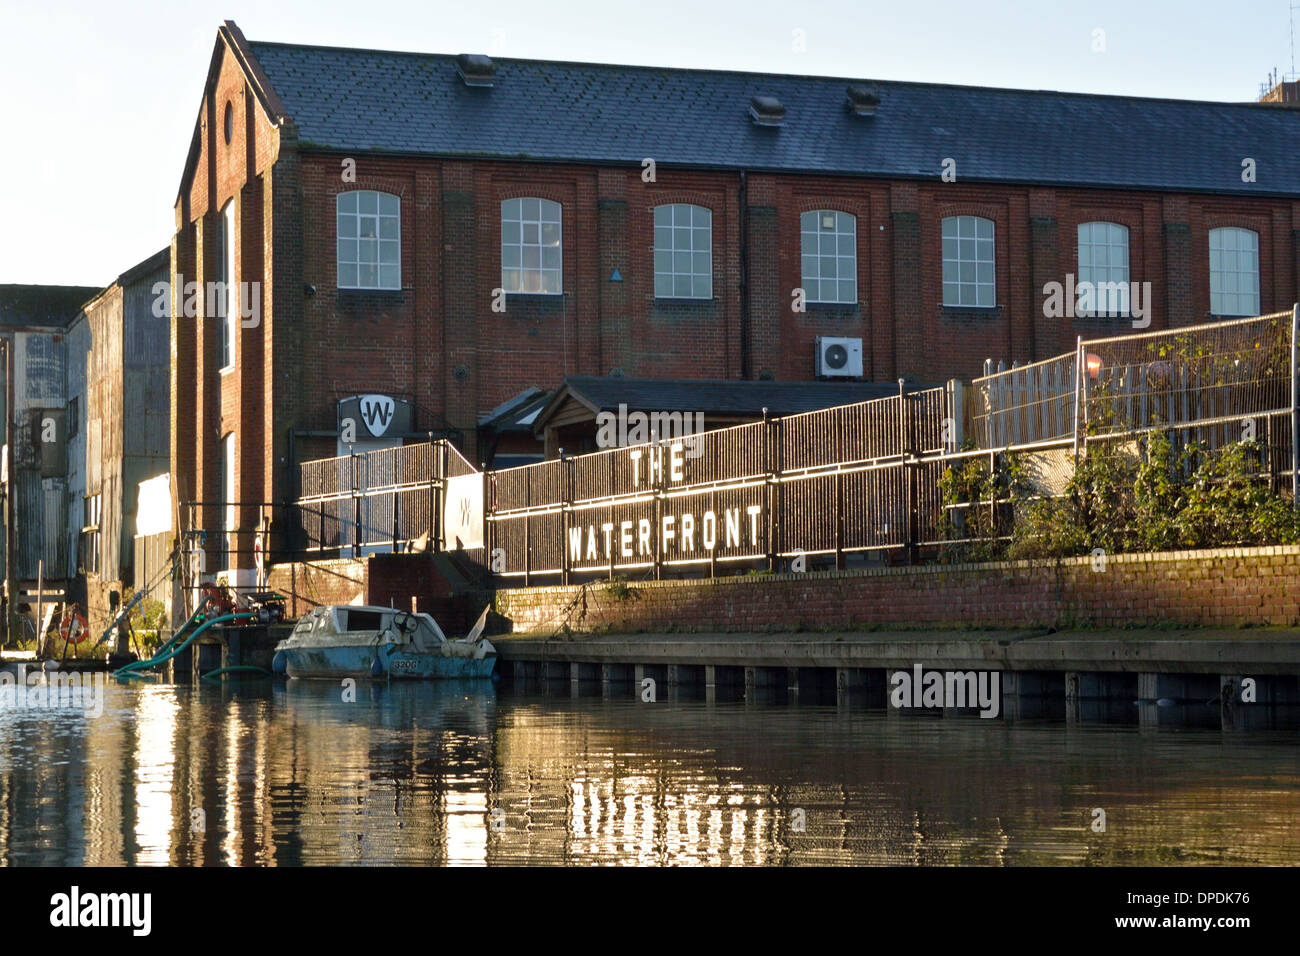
[1,678,1297,866]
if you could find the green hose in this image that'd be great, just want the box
[150,603,213,658]
[114,611,256,679]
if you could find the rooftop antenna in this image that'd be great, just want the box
[1291,3,1298,76]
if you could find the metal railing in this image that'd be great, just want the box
[287,306,1300,582]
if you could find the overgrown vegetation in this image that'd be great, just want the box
[939,430,1300,563]
[127,592,168,651]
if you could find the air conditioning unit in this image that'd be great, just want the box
[815,336,863,378]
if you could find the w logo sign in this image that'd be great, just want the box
[359,394,396,438]
[458,496,473,525]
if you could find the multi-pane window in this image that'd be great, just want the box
[800,210,857,304]
[220,201,236,368]
[79,494,101,575]
[941,215,995,307]
[1209,227,1260,317]
[337,191,401,290]
[654,204,712,299]
[1077,221,1130,316]
[501,198,562,294]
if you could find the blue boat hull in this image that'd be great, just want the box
[279,644,496,680]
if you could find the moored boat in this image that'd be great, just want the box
[272,604,496,679]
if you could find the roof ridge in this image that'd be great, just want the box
[244,36,1285,110]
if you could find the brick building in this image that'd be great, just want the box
[172,20,1300,581]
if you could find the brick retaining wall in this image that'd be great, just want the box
[493,546,1300,634]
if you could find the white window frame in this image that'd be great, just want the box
[501,198,562,295]
[1077,221,1131,316]
[1209,227,1260,317]
[654,204,713,299]
[220,201,236,370]
[800,210,857,304]
[941,215,996,308]
[337,190,401,291]
[80,493,101,576]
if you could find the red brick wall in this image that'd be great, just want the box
[493,546,1300,633]
[174,34,1300,573]
[266,554,481,631]
[266,558,367,615]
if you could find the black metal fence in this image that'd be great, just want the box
[297,441,478,554]
[291,309,1300,583]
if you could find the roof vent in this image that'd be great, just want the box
[845,85,880,117]
[456,53,497,87]
[749,95,785,127]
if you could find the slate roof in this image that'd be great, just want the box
[245,37,1300,196]
[478,386,552,431]
[0,285,100,330]
[540,377,920,426]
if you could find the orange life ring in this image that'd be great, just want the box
[59,612,89,645]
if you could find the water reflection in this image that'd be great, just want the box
[0,680,1297,865]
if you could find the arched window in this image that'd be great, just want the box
[941,215,995,307]
[1077,221,1130,316]
[654,204,712,299]
[337,191,400,290]
[501,198,562,294]
[1209,227,1260,316]
[800,210,856,304]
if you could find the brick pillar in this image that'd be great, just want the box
[598,198,630,375]
[1292,228,1300,309]
[265,133,303,557]
[745,203,780,379]
[440,167,478,462]
[192,209,222,569]
[1163,220,1194,329]
[1029,216,1060,359]
[891,210,922,380]
[414,167,441,448]
[170,212,197,534]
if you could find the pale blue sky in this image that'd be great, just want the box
[0,0,1294,285]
